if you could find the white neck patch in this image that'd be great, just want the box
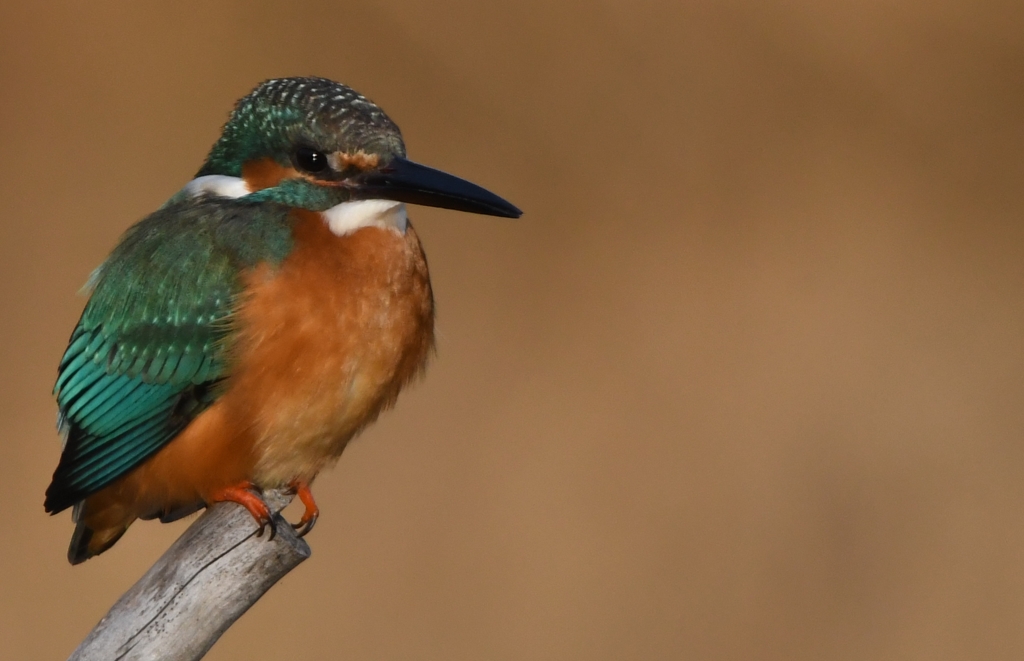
[177,176,407,237]
[180,175,251,199]
[323,200,408,237]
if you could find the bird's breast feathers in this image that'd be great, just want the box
[224,204,434,485]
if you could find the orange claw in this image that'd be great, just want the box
[289,480,320,537]
[207,481,276,540]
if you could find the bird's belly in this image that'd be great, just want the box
[228,217,434,486]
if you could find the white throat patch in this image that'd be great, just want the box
[322,200,408,237]
[177,176,407,237]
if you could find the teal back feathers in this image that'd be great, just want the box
[45,196,293,514]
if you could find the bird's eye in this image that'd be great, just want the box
[294,147,329,174]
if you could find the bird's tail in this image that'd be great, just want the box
[67,493,137,564]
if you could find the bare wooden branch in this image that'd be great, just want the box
[68,490,311,661]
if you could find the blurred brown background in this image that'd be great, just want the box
[2,1,1023,659]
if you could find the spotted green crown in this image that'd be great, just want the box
[197,77,407,178]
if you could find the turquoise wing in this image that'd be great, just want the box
[44,196,293,514]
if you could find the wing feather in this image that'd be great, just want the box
[44,196,293,514]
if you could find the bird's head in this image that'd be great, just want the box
[194,77,520,220]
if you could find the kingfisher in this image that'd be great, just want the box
[44,77,521,564]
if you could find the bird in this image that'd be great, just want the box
[44,76,521,564]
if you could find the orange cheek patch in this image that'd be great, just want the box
[332,150,379,171]
[242,157,300,191]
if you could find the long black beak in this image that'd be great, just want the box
[353,157,522,218]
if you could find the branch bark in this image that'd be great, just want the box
[68,489,311,661]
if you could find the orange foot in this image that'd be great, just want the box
[289,480,320,538]
[207,481,276,540]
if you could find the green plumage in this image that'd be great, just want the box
[44,195,294,514]
[196,77,404,179]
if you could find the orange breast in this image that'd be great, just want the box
[224,209,435,486]
[79,210,433,532]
